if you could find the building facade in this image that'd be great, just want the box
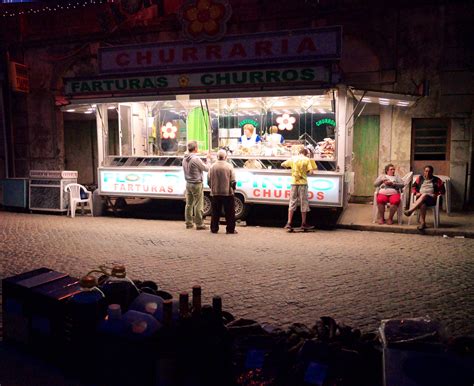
[0,0,472,210]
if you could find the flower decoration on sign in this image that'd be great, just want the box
[179,0,232,42]
[178,75,190,87]
[276,114,296,131]
[161,122,178,139]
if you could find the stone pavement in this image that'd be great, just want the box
[1,211,473,339]
[1,210,474,385]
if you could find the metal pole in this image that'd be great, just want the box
[0,77,9,178]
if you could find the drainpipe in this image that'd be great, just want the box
[0,76,8,178]
[0,49,11,178]
[466,114,473,207]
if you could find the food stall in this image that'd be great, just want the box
[68,89,351,219]
[62,27,354,219]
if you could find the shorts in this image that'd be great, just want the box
[289,185,310,212]
[424,195,437,207]
[376,193,401,206]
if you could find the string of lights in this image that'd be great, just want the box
[1,0,113,17]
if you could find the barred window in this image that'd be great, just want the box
[412,119,449,161]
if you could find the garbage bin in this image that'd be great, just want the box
[92,189,105,216]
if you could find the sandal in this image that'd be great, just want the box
[417,223,427,231]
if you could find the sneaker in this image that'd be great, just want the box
[186,224,194,229]
[301,223,315,230]
[196,225,207,230]
[284,223,292,229]
[226,230,238,234]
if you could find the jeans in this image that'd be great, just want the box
[185,182,204,226]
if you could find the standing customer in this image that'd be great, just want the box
[207,149,237,234]
[374,164,405,225]
[404,165,445,230]
[281,148,317,230]
[183,141,209,230]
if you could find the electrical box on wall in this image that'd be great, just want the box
[10,61,29,93]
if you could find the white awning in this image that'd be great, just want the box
[351,88,419,107]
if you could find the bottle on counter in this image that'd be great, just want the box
[100,265,140,311]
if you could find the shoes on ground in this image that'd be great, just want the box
[226,230,238,234]
[196,225,207,230]
[186,224,194,229]
[284,223,292,229]
[417,223,427,231]
[301,223,315,230]
[378,218,385,225]
[386,219,394,225]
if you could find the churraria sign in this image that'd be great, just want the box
[98,27,342,74]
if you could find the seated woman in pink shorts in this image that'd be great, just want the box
[374,164,405,225]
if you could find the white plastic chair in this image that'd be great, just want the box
[65,183,94,218]
[407,182,445,228]
[372,172,413,225]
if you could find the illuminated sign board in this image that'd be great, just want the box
[64,66,331,96]
[99,168,342,206]
[10,61,29,93]
[315,118,336,126]
[98,27,342,74]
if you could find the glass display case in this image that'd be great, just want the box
[101,93,337,163]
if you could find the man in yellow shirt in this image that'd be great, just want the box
[281,148,317,230]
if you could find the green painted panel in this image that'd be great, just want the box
[353,116,380,197]
[187,107,210,151]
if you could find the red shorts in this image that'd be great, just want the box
[377,193,401,206]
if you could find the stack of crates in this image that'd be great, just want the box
[2,268,81,361]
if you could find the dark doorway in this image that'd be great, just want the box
[63,113,97,186]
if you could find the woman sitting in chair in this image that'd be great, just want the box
[404,165,445,230]
[374,164,405,225]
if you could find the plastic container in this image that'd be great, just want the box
[122,310,161,340]
[64,276,107,382]
[98,304,127,337]
[100,265,140,311]
[66,275,107,341]
[129,292,164,321]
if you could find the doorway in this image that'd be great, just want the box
[352,115,380,201]
[64,115,97,185]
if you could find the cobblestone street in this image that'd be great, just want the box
[1,211,474,337]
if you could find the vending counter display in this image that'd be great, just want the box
[29,170,78,212]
